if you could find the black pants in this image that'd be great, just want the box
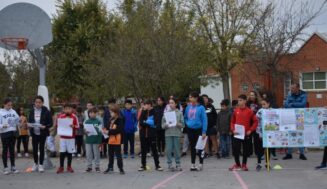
[32,135,47,165]
[60,152,72,167]
[75,135,84,154]
[248,133,254,156]
[156,130,165,153]
[253,134,265,164]
[1,136,16,168]
[322,146,327,165]
[17,135,29,153]
[233,137,250,166]
[187,128,203,164]
[140,136,160,168]
[123,133,135,155]
[108,145,123,169]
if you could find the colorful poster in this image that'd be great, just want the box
[262,108,327,148]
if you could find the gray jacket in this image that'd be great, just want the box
[217,109,232,134]
[162,109,185,137]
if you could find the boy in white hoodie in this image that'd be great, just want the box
[0,99,20,175]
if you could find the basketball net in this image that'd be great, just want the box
[0,37,28,50]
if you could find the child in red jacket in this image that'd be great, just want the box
[56,104,79,174]
[229,94,258,171]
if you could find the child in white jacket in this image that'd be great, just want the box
[0,99,20,175]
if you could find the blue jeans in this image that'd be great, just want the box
[165,136,181,165]
[287,147,304,155]
[123,133,135,155]
[220,134,231,157]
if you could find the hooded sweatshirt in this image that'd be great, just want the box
[184,104,208,134]
[0,108,19,138]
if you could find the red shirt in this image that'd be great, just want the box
[57,113,79,139]
[230,107,258,133]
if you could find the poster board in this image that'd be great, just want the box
[262,108,327,148]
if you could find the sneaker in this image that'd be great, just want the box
[130,154,135,159]
[56,167,64,174]
[190,164,197,171]
[196,164,203,171]
[67,166,74,173]
[138,166,146,172]
[119,169,125,175]
[256,164,262,172]
[147,153,151,157]
[77,154,82,158]
[17,153,22,158]
[168,164,175,171]
[155,166,164,171]
[3,168,10,175]
[181,152,187,157]
[104,168,114,174]
[176,165,183,171]
[241,164,249,171]
[38,165,44,173]
[282,154,292,160]
[229,164,241,171]
[72,154,76,157]
[95,167,101,173]
[216,153,221,159]
[11,167,19,174]
[32,164,38,172]
[315,164,327,170]
[85,168,92,173]
[272,155,278,160]
[299,154,307,160]
[123,154,128,159]
[24,153,29,158]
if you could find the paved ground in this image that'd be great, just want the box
[0,150,326,189]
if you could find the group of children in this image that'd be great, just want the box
[1,90,326,175]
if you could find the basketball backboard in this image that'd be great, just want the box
[0,2,52,50]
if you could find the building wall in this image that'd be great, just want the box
[230,34,327,107]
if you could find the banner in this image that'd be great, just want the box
[262,108,327,148]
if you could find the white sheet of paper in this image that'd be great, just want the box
[57,118,73,137]
[234,124,245,140]
[303,126,320,146]
[164,111,177,127]
[0,123,16,133]
[279,109,296,131]
[84,124,98,136]
[28,123,41,128]
[195,136,208,150]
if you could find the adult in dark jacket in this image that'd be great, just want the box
[138,100,163,171]
[28,96,53,173]
[154,97,166,156]
[202,95,218,158]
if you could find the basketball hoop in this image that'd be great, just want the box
[0,37,28,50]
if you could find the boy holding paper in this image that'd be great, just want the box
[56,104,79,174]
[84,107,102,173]
[229,94,258,171]
[162,98,184,171]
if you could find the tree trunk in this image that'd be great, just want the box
[221,73,231,100]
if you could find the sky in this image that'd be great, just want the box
[0,0,326,44]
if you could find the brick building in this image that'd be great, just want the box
[230,32,327,107]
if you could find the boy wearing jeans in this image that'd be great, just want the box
[229,95,258,171]
[217,99,232,158]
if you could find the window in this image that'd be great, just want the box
[253,83,260,91]
[301,72,327,90]
[241,83,248,92]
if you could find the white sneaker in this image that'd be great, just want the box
[72,154,76,157]
[3,168,10,175]
[197,164,203,171]
[24,153,29,158]
[32,164,38,172]
[77,154,82,158]
[11,167,19,174]
[17,153,22,158]
[190,164,197,171]
[38,165,44,173]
